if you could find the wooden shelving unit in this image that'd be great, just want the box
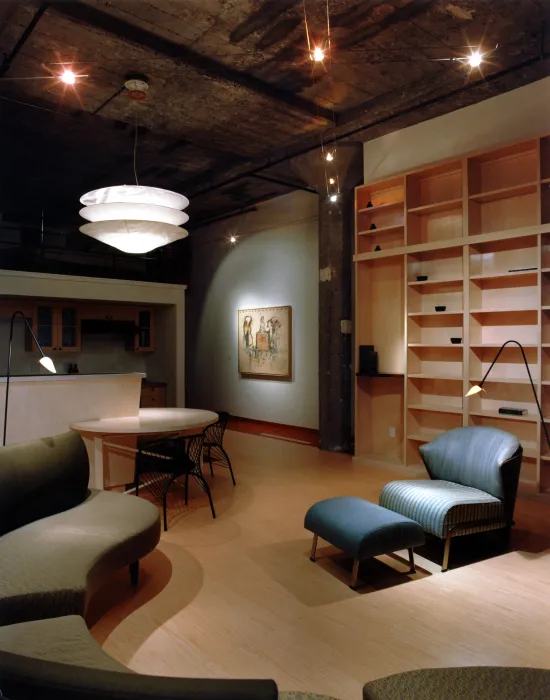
[354,132,550,491]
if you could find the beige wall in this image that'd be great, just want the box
[187,190,320,429]
[0,270,186,406]
[363,76,550,182]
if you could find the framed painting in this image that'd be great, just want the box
[238,306,292,380]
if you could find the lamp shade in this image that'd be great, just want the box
[79,185,190,254]
[79,221,189,255]
[39,356,56,373]
[465,385,484,397]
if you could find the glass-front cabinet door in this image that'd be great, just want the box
[34,305,55,352]
[135,309,154,352]
[59,306,80,352]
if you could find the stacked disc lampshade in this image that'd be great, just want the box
[79,185,189,254]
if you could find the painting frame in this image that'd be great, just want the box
[238,306,292,381]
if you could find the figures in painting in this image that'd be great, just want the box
[243,315,254,349]
[238,307,291,379]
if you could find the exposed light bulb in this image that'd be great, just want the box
[329,177,335,185]
[61,69,76,85]
[326,151,334,162]
[230,235,237,244]
[39,356,56,373]
[468,50,483,68]
[311,46,325,62]
[329,194,338,202]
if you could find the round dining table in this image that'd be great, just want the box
[71,408,218,490]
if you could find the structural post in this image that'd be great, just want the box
[291,142,363,452]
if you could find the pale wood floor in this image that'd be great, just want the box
[89,431,550,700]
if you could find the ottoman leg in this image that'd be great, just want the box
[350,558,360,590]
[310,534,318,562]
[408,548,416,574]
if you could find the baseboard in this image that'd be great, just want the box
[228,415,319,447]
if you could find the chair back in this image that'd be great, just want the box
[419,427,522,502]
[186,432,206,467]
[204,412,229,446]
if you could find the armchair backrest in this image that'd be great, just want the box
[419,426,521,500]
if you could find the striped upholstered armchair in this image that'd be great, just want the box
[379,427,522,571]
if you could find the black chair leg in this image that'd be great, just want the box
[185,474,189,505]
[221,447,236,485]
[129,561,139,587]
[194,474,216,519]
[162,476,177,532]
[207,446,214,476]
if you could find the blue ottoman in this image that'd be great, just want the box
[304,496,425,589]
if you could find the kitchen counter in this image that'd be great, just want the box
[1,373,144,487]
[0,373,146,382]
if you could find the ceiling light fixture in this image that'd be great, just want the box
[230,235,237,244]
[467,50,483,68]
[326,151,334,162]
[311,46,325,62]
[60,69,76,85]
[328,177,335,185]
[329,194,338,202]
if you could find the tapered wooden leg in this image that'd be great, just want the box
[310,534,318,562]
[442,533,452,572]
[350,558,360,590]
[408,547,416,574]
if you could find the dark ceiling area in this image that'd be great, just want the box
[0,0,549,278]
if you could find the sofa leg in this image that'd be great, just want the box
[350,558,360,590]
[129,561,139,587]
[310,534,318,562]
[408,548,416,574]
[442,533,452,572]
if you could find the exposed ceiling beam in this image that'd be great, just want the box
[45,1,334,124]
[185,52,550,199]
[0,2,48,78]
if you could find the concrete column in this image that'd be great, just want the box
[291,142,363,451]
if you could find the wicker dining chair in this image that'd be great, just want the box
[203,411,236,485]
[134,431,215,530]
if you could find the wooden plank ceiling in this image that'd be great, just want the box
[0,0,548,236]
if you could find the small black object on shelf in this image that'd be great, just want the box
[450,337,462,344]
[358,345,378,376]
[374,245,381,252]
[366,201,373,208]
[508,268,537,273]
[498,407,527,416]
[435,305,446,312]
[416,275,428,281]
[370,223,377,231]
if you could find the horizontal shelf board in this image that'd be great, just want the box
[407,431,444,443]
[470,308,538,314]
[354,223,550,263]
[540,454,550,461]
[408,310,463,317]
[470,377,531,384]
[469,410,538,423]
[357,223,404,236]
[357,201,403,214]
[542,268,550,274]
[408,373,463,381]
[470,343,537,348]
[407,403,462,414]
[407,198,463,215]
[542,177,550,184]
[469,181,538,203]
[408,277,463,287]
[542,306,550,311]
[408,343,463,347]
[469,270,538,285]
[541,381,550,386]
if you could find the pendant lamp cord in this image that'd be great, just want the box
[133,114,139,186]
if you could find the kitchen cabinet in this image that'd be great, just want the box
[140,382,166,408]
[133,308,155,352]
[27,304,81,353]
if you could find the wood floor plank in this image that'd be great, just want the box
[89,431,550,699]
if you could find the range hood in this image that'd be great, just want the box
[81,319,139,335]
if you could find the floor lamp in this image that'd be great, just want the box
[466,339,550,451]
[3,311,56,446]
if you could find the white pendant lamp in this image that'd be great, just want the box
[79,185,189,254]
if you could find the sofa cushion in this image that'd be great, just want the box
[419,426,520,499]
[0,432,89,535]
[0,615,128,673]
[379,480,505,539]
[0,490,160,626]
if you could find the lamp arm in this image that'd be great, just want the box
[479,340,550,451]
[3,311,46,447]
